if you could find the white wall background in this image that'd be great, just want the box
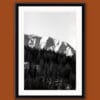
[24,10,76,49]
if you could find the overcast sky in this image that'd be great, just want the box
[24,12,76,49]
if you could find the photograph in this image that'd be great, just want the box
[16,3,84,97]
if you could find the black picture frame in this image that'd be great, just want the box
[15,3,85,98]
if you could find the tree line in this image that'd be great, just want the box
[24,46,76,90]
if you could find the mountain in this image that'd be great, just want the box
[24,34,75,57]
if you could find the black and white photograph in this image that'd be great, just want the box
[16,3,84,97]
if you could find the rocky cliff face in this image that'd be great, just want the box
[24,34,75,57]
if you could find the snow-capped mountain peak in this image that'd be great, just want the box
[24,34,75,57]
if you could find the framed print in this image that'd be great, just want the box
[16,3,85,97]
